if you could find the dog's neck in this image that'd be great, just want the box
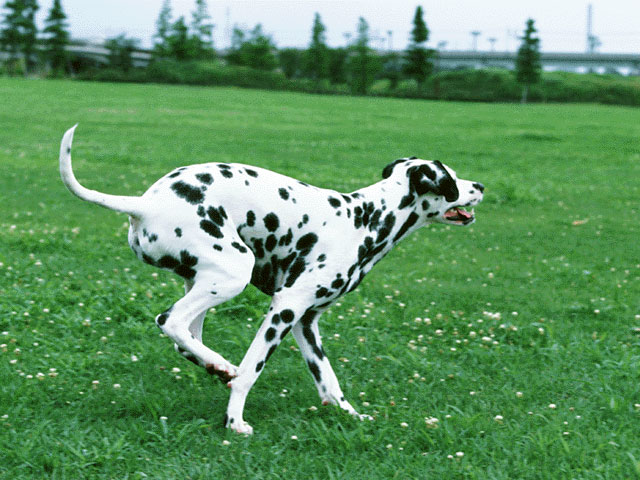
[343,178,427,275]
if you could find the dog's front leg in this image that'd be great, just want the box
[291,311,373,421]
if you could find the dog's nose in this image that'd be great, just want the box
[473,182,485,193]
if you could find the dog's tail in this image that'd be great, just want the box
[59,125,146,218]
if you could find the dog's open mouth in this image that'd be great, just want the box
[443,207,475,225]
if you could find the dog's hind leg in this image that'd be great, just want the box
[172,279,212,367]
[291,310,373,421]
[158,265,252,383]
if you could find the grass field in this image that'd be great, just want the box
[0,77,639,479]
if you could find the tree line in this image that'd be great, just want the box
[0,0,543,101]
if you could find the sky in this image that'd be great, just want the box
[33,0,640,54]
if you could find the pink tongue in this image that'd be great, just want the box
[445,208,471,219]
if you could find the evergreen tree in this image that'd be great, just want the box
[279,48,303,79]
[167,16,197,61]
[105,34,139,72]
[226,24,277,71]
[348,17,377,95]
[515,18,541,103]
[327,47,348,84]
[153,0,172,58]
[191,0,214,59]
[404,6,434,87]
[0,0,39,74]
[42,0,69,75]
[303,13,328,80]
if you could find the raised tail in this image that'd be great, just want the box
[59,125,145,217]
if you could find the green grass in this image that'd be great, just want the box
[1,77,639,479]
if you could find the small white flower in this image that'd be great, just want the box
[171,367,181,373]
[131,354,138,362]
[494,415,504,422]
[549,403,557,409]
[291,435,298,440]
[400,422,409,428]
[516,391,523,398]
[113,383,121,389]
[386,444,393,449]
[222,440,231,446]
[160,416,168,421]
[456,451,464,458]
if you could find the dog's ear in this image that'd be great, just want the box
[433,161,459,202]
[408,162,460,202]
[382,158,409,179]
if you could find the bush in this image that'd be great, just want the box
[76,59,640,107]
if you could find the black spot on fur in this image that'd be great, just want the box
[246,210,256,227]
[296,233,318,255]
[231,241,248,254]
[278,188,289,200]
[174,228,182,237]
[195,173,213,185]
[382,158,408,179]
[213,244,223,251]
[245,168,258,177]
[220,169,233,179]
[171,181,204,205]
[168,171,181,178]
[207,206,226,226]
[331,278,344,289]
[280,309,294,323]
[272,313,281,325]
[265,234,277,252]
[200,220,223,238]
[393,212,419,242]
[265,327,276,342]
[399,194,414,209]
[307,360,322,382]
[264,213,279,232]
[316,287,329,298]
[285,258,306,287]
[255,361,264,372]
[328,197,341,208]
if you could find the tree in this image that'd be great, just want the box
[0,0,39,75]
[327,47,348,84]
[226,24,277,71]
[42,0,69,75]
[404,6,434,87]
[190,0,214,59]
[347,17,379,95]
[279,48,303,79]
[303,13,328,81]
[105,34,139,72]
[167,16,198,61]
[515,19,541,103]
[153,0,172,58]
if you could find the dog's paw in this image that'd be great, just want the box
[206,363,238,383]
[356,413,374,422]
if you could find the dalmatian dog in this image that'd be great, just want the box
[59,125,484,435]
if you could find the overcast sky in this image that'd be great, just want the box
[33,0,640,53]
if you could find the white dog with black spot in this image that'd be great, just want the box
[59,125,484,434]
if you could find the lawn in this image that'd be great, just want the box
[0,77,639,479]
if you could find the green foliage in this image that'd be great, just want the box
[152,1,214,62]
[303,13,329,81]
[1,78,639,478]
[190,0,214,60]
[516,19,542,103]
[327,47,348,85]
[279,48,303,79]
[0,0,39,74]
[153,0,172,58]
[104,34,139,73]
[226,24,278,71]
[404,5,435,87]
[346,17,381,95]
[42,0,69,76]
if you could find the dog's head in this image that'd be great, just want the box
[382,157,484,226]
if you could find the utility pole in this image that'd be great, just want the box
[488,37,497,52]
[471,31,481,51]
[387,30,393,51]
[586,4,601,53]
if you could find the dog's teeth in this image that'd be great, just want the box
[471,208,475,216]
